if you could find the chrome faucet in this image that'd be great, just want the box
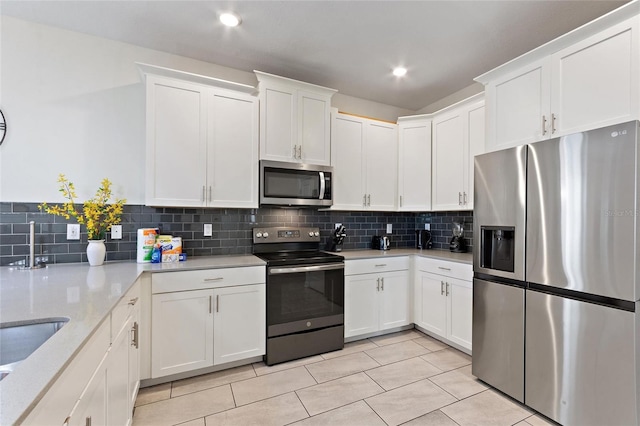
[19,221,46,270]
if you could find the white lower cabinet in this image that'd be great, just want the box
[344,258,410,339]
[150,267,266,379]
[414,258,472,352]
[69,359,107,426]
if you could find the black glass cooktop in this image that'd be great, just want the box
[255,250,344,266]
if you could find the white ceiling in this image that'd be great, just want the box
[0,0,629,111]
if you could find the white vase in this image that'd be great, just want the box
[87,239,106,266]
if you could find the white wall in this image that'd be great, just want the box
[0,16,415,204]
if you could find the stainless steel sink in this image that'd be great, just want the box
[0,318,69,381]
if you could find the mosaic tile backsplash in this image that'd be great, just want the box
[0,202,473,266]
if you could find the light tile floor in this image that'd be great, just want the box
[133,330,555,426]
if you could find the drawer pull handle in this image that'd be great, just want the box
[374,264,387,267]
[438,267,451,271]
[376,278,380,291]
[209,295,212,314]
[216,295,220,313]
[446,282,450,297]
[131,321,139,349]
[381,277,384,291]
[128,297,139,306]
[441,281,445,295]
[204,277,224,282]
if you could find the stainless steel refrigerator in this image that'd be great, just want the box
[473,121,639,425]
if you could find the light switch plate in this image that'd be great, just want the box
[335,223,342,229]
[67,223,80,240]
[203,223,213,237]
[111,225,122,240]
[425,223,431,230]
[386,223,393,234]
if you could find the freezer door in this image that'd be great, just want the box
[527,121,638,301]
[526,290,637,426]
[472,278,524,402]
[473,146,527,281]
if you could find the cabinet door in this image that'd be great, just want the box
[551,18,639,136]
[485,59,551,152]
[432,111,465,211]
[378,271,410,331]
[415,272,447,337]
[366,121,398,211]
[298,90,331,165]
[151,290,213,378]
[331,113,366,210]
[208,90,259,208]
[69,360,107,426]
[107,324,129,426]
[446,278,473,350]
[259,84,296,162]
[345,275,379,338]
[398,119,431,211]
[213,284,266,365]
[145,76,208,207]
[464,102,485,210]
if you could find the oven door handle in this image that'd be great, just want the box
[268,263,344,275]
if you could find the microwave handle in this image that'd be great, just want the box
[319,172,325,200]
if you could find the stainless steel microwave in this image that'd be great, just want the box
[260,160,333,207]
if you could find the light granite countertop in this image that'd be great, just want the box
[0,255,265,425]
[0,249,470,424]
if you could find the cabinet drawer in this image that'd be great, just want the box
[415,257,472,281]
[345,256,409,276]
[111,279,141,341]
[152,266,265,294]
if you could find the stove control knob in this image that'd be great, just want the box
[308,231,314,237]
[314,231,320,237]
[255,232,263,238]
[262,232,269,238]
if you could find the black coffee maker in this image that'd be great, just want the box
[449,222,467,253]
[325,225,347,252]
[416,230,432,249]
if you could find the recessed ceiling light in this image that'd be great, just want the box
[393,67,407,77]
[220,12,241,27]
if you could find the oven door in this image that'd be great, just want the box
[267,262,344,337]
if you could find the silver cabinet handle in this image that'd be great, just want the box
[376,278,380,291]
[209,295,212,314]
[216,295,220,313]
[463,192,467,205]
[363,194,367,207]
[458,192,462,205]
[367,194,371,206]
[441,281,445,295]
[375,264,387,267]
[542,115,547,135]
[293,145,298,159]
[204,277,224,282]
[381,277,384,291]
[131,321,139,349]
[551,113,557,134]
[208,186,212,202]
[438,266,451,271]
[399,195,403,207]
[128,297,138,306]
[298,145,302,159]
[446,282,450,296]
[86,416,92,426]
[202,186,206,202]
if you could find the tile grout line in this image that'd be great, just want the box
[362,398,392,426]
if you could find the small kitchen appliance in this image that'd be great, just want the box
[325,225,347,252]
[449,222,466,253]
[372,235,390,250]
[415,229,432,249]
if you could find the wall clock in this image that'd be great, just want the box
[0,109,5,146]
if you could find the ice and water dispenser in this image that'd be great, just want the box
[480,226,515,273]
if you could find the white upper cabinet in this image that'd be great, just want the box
[432,95,484,211]
[256,71,336,166]
[480,13,639,152]
[397,116,432,211]
[140,64,258,208]
[331,111,398,211]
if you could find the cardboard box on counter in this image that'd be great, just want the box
[157,235,182,263]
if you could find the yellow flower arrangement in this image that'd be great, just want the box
[39,174,126,240]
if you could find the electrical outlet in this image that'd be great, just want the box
[425,223,431,231]
[386,223,393,234]
[203,223,213,237]
[335,223,342,229]
[67,223,80,240]
[111,225,122,240]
